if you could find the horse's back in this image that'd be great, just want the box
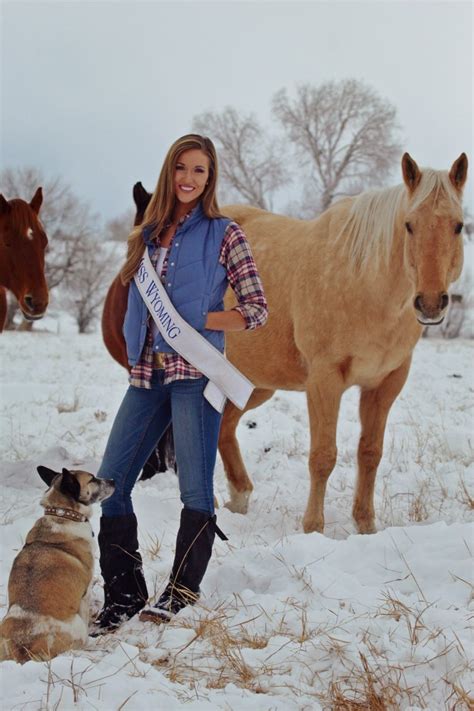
[224,204,314,245]
[223,198,418,391]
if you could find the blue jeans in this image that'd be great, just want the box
[98,371,223,516]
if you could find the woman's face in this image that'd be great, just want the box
[174,149,210,206]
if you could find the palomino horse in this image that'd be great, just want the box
[102,153,468,534]
[0,188,49,330]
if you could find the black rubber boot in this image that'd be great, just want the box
[140,508,227,623]
[92,513,148,634]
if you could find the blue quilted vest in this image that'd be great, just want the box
[123,203,231,366]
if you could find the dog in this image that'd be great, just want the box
[0,466,114,663]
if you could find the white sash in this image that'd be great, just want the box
[134,250,254,413]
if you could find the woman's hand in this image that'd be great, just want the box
[205,310,246,332]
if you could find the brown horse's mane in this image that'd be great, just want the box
[337,169,462,271]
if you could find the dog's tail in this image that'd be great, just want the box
[0,614,86,663]
[0,619,48,664]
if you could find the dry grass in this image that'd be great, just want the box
[407,480,430,523]
[142,532,163,561]
[444,679,474,710]
[376,592,431,645]
[143,586,474,709]
[56,392,80,414]
[148,607,287,692]
[327,652,415,710]
[457,476,474,510]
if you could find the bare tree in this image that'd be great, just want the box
[463,207,473,241]
[0,167,98,327]
[63,238,119,334]
[273,79,401,214]
[105,209,135,242]
[193,107,289,209]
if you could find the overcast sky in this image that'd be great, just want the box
[1,0,472,222]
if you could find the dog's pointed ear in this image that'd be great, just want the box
[37,465,60,488]
[59,468,81,501]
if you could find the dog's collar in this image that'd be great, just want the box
[44,506,88,523]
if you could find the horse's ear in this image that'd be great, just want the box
[0,194,11,215]
[30,187,43,214]
[37,465,60,488]
[133,182,152,211]
[449,153,468,191]
[402,153,422,193]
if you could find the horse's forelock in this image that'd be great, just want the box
[408,169,462,215]
[6,199,45,238]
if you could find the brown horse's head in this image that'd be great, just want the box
[0,188,49,321]
[401,153,468,325]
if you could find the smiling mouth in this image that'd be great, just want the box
[179,185,195,193]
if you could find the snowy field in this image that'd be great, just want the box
[0,327,472,710]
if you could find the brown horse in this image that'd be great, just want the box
[0,188,49,330]
[102,153,468,534]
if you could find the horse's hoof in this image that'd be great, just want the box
[355,518,377,535]
[224,491,250,514]
[302,514,324,534]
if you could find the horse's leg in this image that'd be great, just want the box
[220,388,275,514]
[159,424,176,472]
[354,357,412,534]
[304,369,345,534]
[0,288,7,333]
[139,426,176,481]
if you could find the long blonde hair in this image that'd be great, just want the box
[121,134,222,284]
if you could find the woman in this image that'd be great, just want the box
[94,134,268,632]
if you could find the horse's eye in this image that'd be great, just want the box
[454,222,463,235]
[405,222,413,234]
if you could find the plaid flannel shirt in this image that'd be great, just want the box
[129,214,268,388]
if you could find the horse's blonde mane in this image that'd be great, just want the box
[338,169,462,271]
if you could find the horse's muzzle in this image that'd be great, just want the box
[21,294,48,321]
[22,310,46,321]
[414,292,449,325]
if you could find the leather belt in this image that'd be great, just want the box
[153,352,166,369]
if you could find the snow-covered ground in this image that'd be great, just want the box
[0,328,472,710]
